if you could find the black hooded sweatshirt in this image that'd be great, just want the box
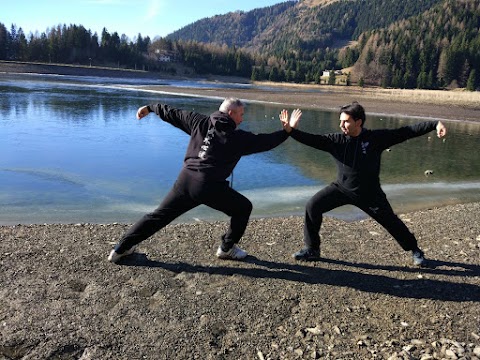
[148,103,289,181]
[290,121,438,196]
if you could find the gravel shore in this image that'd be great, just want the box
[1,202,479,359]
[1,62,479,359]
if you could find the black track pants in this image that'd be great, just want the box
[115,171,252,254]
[303,183,418,252]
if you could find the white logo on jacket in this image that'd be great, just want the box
[199,127,215,159]
[361,141,369,154]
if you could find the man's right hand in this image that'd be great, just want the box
[289,108,302,129]
[280,108,302,133]
[136,105,150,120]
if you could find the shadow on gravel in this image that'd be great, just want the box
[319,258,480,277]
[119,254,480,302]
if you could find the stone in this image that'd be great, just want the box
[474,346,480,356]
[305,326,322,335]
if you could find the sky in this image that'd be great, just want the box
[2,0,285,41]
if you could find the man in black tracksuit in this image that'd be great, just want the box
[289,101,447,266]
[108,98,295,263]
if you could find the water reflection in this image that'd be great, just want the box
[0,73,479,225]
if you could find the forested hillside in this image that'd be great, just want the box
[168,0,443,55]
[166,0,480,89]
[167,2,296,48]
[353,0,480,89]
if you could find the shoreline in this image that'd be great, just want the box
[2,61,480,123]
[132,83,480,124]
[0,201,479,228]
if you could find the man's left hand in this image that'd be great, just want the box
[436,121,447,138]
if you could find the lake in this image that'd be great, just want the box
[1,73,479,225]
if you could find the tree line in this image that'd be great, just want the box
[0,22,256,77]
[0,23,153,70]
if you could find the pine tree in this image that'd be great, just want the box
[466,69,477,91]
[269,66,279,81]
[9,24,17,59]
[328,70,336,85]
[0,23,9,60]
[417,71,428,89]
[285,68,293,82]
[251,67,259,81]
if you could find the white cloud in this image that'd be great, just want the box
[145,0,164,20]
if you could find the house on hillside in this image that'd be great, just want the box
[158,55,171,62]
[155,49,174,62]
[323,69,343,77]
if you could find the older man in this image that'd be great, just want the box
[108,98,299,263]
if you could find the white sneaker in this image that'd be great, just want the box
[108,246,136,263]
[216,244,247,260]
[412,248,426,267]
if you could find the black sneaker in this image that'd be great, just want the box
[412,248,426,267]
[293,248,321,261]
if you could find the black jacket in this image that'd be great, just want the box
[291,121,438,195]
[148,103,289,181]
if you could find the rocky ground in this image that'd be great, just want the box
[1,202,479,359]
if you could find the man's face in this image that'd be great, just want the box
[229,106,244,126]
[339,112,362,137]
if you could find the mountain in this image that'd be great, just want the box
[166,1,296,49]
[165,0,480,89]
[167,0,444,55]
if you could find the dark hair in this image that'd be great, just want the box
[340,101,366,126]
